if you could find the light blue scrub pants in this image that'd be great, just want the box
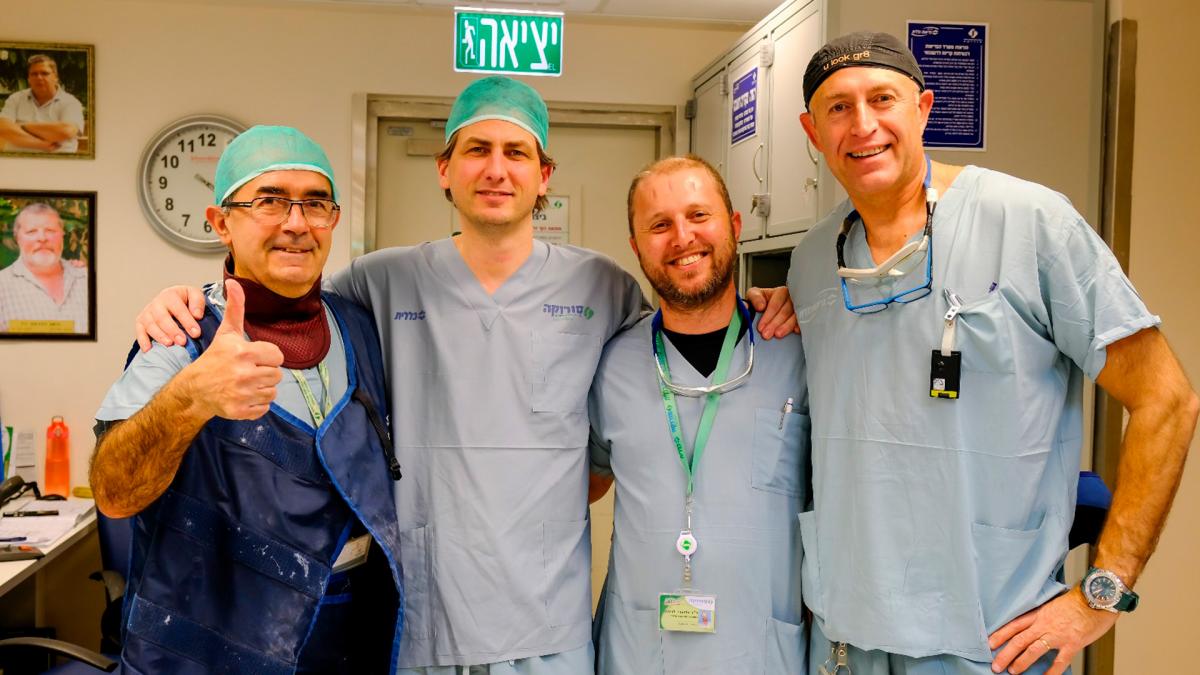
[397,643,593,675]
[811,623,1065,675]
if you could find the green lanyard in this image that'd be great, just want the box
[289,362,332,427]
[654,305,742,496]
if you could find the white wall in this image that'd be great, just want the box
[825,0,1106,225]
[1112,1,1200,672]
[0,0,744,488]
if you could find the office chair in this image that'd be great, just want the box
[0,511,130,674]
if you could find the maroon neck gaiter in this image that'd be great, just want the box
[222,256,330,369]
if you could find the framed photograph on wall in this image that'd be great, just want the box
[0,41,94,158]
[0,190,96,340]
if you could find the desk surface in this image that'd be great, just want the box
[0,507,98,597]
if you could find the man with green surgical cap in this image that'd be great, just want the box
[334,74,638,674]
[91,125,406,673]
[132,78,797,673]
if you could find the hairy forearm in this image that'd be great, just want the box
[89,372,212,518]
[22,121,78,142]
[1094,386,1199,585]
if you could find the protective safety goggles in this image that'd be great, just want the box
[651,299,755,397]
[838,230,933,314]
[836,217,930,281]
[837,156,937,314]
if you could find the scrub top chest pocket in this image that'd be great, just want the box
[530,330,603,413]
[948,291,1021,376]
[751,406,809,497]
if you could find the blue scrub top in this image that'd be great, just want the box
[589,316,809,673]
[786,166,1159,660]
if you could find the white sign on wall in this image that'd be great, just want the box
[533,195,570,245]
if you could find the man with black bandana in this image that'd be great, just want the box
[588,156,810,673]
[90,126,405,673]
[788,31,1196,675]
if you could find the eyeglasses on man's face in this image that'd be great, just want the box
[223,196,340,228]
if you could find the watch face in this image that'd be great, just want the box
[1087,574,1119,606]
[139,116,245,252]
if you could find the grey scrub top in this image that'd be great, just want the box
[589,315,810,674]
[329,238,644,668]
[787,166,1160,661]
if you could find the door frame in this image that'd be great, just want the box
[351,93,676,256]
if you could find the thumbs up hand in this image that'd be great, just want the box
[183,279,285,420]
[215,278,249,338]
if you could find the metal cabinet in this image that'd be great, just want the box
[687,0,824,244]
[690,69,727,178]
[725,39,771,242]
[765,4,822,236]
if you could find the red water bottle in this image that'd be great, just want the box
[45,416,70,498]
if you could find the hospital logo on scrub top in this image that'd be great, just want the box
[543,303,594,320]
[393,309,426,321]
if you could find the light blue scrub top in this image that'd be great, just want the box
[786,166,1159,661]
[329,238,644,669]
[589,316,809,674]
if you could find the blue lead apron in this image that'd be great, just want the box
[119,292,404,675]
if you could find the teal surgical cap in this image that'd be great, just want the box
[445,76,549,149]
[214,125,337,204]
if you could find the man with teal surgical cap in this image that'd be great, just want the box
[335,74,638,675]
[131,78,798,673]
[91,125,405,673]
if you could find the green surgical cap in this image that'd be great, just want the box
[214,125,337,204]
[445,76,549,149]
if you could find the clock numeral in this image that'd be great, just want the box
[158,176,168,189]
[165,198,174,211]
[203,222,213,233]
[160,155,180,169]
[182,214,191,227]
[200,132,216,147]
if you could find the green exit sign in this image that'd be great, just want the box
[454,8,564,77]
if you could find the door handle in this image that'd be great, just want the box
[752,143,764,183]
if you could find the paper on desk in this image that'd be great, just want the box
[12,431,35,483]
[0,498,95,547]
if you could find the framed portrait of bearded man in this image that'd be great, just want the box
[0,190,96,340]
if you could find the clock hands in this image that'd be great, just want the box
[194,173,215,191]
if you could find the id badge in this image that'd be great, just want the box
[930,350,962,399]
[658,592,716,633]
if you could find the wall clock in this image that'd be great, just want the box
[138,115,246,252]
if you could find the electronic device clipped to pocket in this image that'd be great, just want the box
[930,350,962,399]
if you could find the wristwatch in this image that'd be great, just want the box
[1080,566,1139,613]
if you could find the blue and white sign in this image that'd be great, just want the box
[730,69,758,145]
[908,21,987,150]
